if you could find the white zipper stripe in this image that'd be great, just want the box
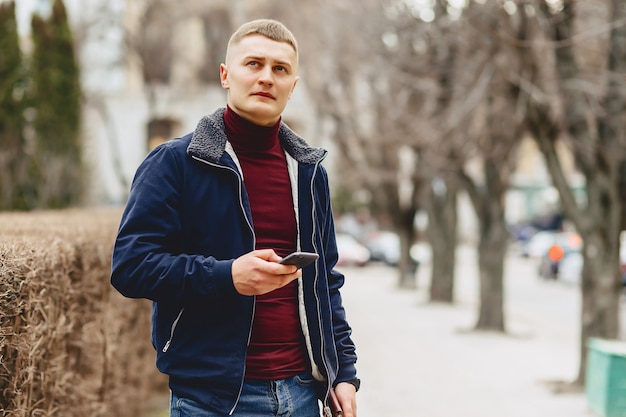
[162,308,185,352]
[309,160,335,398]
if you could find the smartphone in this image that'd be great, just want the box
[279,251,319,268]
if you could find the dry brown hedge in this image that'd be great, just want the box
[0,208,167,417]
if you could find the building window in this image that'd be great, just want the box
[147,118,180,150]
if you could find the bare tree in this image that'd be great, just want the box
[516,0,626,385]
[418,2,464,304]
[461,3,530,331]
[265,1,522,313]
[409,2,525,330]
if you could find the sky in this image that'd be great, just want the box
[14,0,46,35]
[13,0,82,35]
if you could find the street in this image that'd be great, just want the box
[339,246,626,417]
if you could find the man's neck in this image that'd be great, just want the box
[224,105,281,151]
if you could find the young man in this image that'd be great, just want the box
[111,19,359,417]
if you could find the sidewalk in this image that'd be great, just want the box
[340,248,596,417]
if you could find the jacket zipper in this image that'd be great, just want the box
[162,308,185,352]
[308,160,334,402]
[190,155,256,415]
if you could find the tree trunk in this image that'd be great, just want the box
[397,207,418,289]
[473,162,508,332]
[475,222,507,331]
[427,177,458,302]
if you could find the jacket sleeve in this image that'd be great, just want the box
[110,144,238,305]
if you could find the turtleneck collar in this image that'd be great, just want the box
[224,105,281,152]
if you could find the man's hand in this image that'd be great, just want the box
[232,249,301,295]
[335,382,357,417]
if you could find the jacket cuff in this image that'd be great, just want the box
[334,363,358,389]
[339,378,360,392]
[200,258,238,297]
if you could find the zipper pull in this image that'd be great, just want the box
[162,340,171,353]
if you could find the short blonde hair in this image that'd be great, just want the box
[226,19,298,62]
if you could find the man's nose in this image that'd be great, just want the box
[258,67,274,85]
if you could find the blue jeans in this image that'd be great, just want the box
[170,372,321,417]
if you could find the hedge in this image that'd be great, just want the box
[0,208,167,416]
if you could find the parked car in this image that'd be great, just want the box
[364,231,401,266]
[364,231,426,268]
[336,233,371,267]
[509,212,564,246]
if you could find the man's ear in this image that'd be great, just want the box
[220,64,229,89]
[289,76,300,99]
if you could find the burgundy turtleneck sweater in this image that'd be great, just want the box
[224,106,309,380]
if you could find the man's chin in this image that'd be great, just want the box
[243,104,283,125]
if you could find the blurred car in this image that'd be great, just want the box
[336,233,371,267]
[509,212,564,246]
[364,231,426,268]
[364,231,400,265]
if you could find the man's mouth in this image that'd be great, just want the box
[253,92,275,99]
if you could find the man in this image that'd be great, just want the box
[111,19,359,417]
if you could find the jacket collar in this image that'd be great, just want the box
[187,108,327,165]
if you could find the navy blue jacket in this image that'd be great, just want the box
[111,108,357,414]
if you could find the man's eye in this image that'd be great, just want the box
[247,61,258,67]
[275,66,287,72]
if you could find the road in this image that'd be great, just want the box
[339,246,626,417]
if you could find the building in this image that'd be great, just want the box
[16,0,317,205]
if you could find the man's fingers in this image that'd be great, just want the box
[250,248,281,262]
[232,250,302,296]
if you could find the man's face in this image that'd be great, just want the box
[220,35,299,126]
